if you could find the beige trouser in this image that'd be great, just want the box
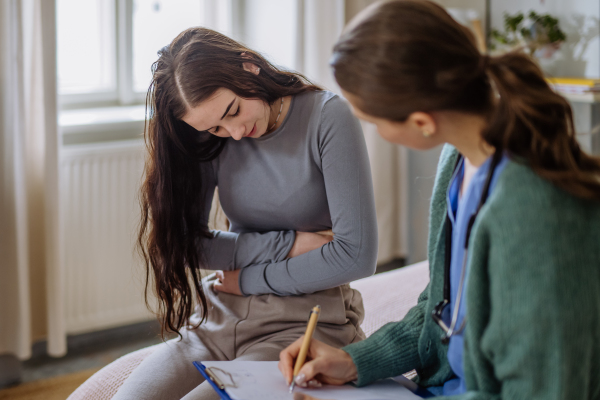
[112,273,365,400]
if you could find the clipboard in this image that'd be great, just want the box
[192,361,233,400]
[193,360,433,399]
[391,375,436,398]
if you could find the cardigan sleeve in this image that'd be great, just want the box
[342,283,429,387]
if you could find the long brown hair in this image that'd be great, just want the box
[331,0,600,200]
[138,27,320,337]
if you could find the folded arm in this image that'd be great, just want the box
[238,97,378,296]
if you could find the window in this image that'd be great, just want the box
[56,0,300,145]
[132,1,203,93]
[57,0,211,108]
[57,0,116,105]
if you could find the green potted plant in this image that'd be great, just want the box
[490,11,567,58]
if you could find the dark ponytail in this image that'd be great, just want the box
[138,27,321,338]
[483,52,600,200]
[332,0,600,201]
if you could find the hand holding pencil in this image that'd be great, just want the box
[278,308,358,390]
[289,305,321,393]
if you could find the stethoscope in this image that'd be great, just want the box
[431,150,503,344]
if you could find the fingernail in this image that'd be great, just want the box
[295,373,306,386]
[307,380,322,388]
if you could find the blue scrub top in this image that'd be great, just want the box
[429,153,509,396]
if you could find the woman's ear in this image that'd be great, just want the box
[242,62,261,75]
[241,52,261,75]
[407,112,436,138]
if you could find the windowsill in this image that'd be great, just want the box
[60,105,147,145]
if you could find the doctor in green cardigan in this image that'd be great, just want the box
[279,1,600,399]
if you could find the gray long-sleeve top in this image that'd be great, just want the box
[200,90,378,296]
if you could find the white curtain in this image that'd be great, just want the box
[294,0,410,263]
[362,122,410,263]
[294,0,345,93]
[0,0,61,359]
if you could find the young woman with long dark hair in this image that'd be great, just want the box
[279,1,600,399]
[112,28,378,399]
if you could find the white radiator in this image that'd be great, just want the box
[60,140,154,335]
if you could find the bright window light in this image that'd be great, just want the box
[132,0,203,93]
[57,0,115,95]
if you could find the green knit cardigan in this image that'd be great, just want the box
[344,145,600,399]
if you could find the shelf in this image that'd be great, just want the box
[559,92,600,104]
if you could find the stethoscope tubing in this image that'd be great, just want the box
[437,149,503,342]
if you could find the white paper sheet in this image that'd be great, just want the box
[201,361,422,400]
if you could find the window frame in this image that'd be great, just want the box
[58,0,120,109]
[59,0,232,110]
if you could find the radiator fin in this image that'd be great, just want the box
[61,141,153,334]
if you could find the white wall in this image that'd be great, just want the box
[436,0,488,32]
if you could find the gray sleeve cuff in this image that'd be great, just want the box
[238,263,270,296]
[234,230,296,269]
[201,231,238,270]
[201,230,295,272]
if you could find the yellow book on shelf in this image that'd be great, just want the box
[546,77,600,87]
